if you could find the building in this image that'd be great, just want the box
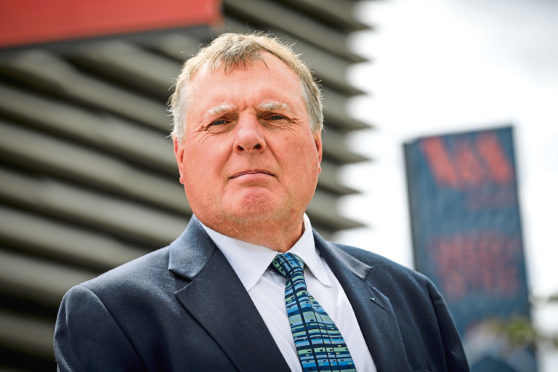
[0,0,372,368]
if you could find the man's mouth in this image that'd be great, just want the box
[229,169,275,179]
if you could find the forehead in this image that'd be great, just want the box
[187,53,305,107]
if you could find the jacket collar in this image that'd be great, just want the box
[314,232,411,372]
[168,216,291,372]
[168,215,216,279]
[168,217,410,372]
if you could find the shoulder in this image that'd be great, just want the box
[55,249,174,370]
[330,241,414,273]
[325,240,454,329]
[72,246,174,301]
[328,241,434,293]
[57,244,186,338]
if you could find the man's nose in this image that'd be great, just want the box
[233,115,267,153]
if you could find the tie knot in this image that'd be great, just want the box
[271,253,304,279]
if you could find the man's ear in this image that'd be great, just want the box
[314,131,323,174]
[173,134,185,182]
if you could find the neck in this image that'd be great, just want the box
[200,214,306,253]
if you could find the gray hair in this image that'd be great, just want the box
[169,32,323,141]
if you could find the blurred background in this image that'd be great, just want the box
[0,0,556,370]
[336,0,558,370]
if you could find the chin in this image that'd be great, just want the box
[228,193,285,222]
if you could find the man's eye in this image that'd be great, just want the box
[210,119,230,126]
[205,118,233,133]
[268,114,287,121]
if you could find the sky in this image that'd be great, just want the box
[333,0,558,369]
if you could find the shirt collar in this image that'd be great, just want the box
[200,214,331,291]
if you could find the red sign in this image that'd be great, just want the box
[421,132,513,189]
[430,231,521,302]
[404,127,537,371]
[0,0,221,47]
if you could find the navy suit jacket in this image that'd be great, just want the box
[54,217,469,371]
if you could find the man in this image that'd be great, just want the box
[54,33,469,371]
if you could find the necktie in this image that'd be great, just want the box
[271,253,356,372]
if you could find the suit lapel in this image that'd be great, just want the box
[314,232,410,372]
[169,217,290,372]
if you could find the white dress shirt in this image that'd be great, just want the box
[201,214,377,372]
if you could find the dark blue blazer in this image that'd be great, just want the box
[54,217,469,371]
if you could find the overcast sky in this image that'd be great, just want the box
[334,0,558,368]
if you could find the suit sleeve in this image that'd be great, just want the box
[427,280,470,372]
[54,285,144,372]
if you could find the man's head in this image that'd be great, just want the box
[170,33,323,141]
[171,32,323,251]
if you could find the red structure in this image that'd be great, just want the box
[0,0,221,47]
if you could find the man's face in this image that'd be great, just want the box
[173,53,322,234]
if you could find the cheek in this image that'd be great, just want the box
[180,149,205,186]
[286,148,321,182]
[182,143,229,181]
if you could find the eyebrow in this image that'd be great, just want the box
[203,102,291,117]
[258,102,291,112]
[206,104,236,116]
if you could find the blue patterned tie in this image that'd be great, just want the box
[271,253,356,371]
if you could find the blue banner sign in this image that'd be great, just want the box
[404,126,537,372]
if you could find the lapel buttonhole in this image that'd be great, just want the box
[370,297,386,310]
